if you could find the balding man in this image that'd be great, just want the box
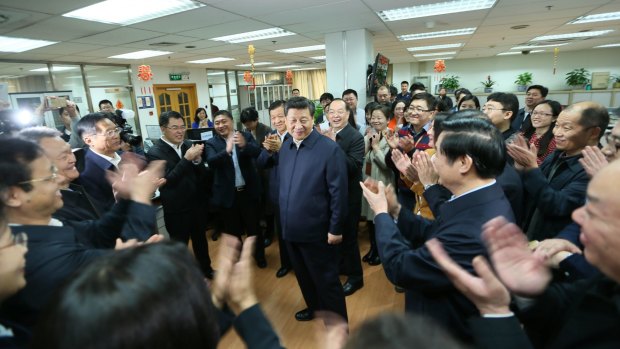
[508,102,609,241]
[375,86,391,104]
[428,159,620,348]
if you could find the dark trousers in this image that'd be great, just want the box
[340,201,363,281]
[222,189,265,260]
[164,208,212,273]
[286,240,348,321]
[273,205,291,268]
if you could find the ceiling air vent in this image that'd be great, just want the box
[149,42,179,47]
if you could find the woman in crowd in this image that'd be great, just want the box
[361,103,393,265]
[522,100,561,165]
[192,107,212,128]
[391,100,408,130]
[457,94,480,111]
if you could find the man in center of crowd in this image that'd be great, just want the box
[279,97,349,323]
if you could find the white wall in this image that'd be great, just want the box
[391,48,620,96]
[130,64,211,139]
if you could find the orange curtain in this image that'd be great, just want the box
[292,69,326,100]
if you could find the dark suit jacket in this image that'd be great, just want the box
[278,130,348,242]
[256,131,290,205]
[204,131,261,209]
[79,148,116,213]
[512,107,532,131]
[54,182,100,222]
[470,275,620,349]
[335,124,365,206]
[146,139,208,213]
[375,182,515,342]
[246,122,272,147]
[0,225,109,332]
[522,150,588,240]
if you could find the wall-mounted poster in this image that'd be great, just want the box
[367,53,390,97]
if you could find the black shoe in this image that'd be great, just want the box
[342,279,364,296]
[362,249,371,262]
[368,254,381,266]
[211,231,220,241]
[204,269,215,280]
[256,258,267,269]
[295,308,314,321]
[276,266,290,278]
[394,286,405,293]
[264,238,272,247]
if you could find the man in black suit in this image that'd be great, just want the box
[324,98,365,296]
[146,111,213,278]
[511,84,548,131]
[205,110,265,267]
[428,160,620,349]
[279,97,348,323]
[362,117,514,343]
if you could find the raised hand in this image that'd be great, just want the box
[226,134,235,154]
[228,237,258,314]
[391,149,417,182]
[579,146,608,178]
[412,151,438,187]
[359,180,388,215]
[233,131,247,148]
[385,131,399,149]
[482,217,552,296]
[507,134,538,170]
[184,143,204,161]
[398,134,415,153]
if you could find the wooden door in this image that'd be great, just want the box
[153,84,198,127]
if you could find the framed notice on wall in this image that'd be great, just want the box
[137,95,154,109]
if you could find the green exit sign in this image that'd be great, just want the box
[169,73,183,81]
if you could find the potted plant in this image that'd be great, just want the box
[481,75,496,93]
[440,75,460,93]
[514,72,533,92]
[611,74,620,89]
[565,68,590,90]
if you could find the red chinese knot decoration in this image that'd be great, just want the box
[434,60,446,73]
[137,65,153,81]
[285,70,293,85]
[243,71,253,84]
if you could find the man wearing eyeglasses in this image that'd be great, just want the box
[145,111,214,279]
[483,92,519,142]
[76,113,123,213]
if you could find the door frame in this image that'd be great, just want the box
[153,83,199,125]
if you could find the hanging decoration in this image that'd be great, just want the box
[137,64,153,81]
[243,71,253,84]
[285,70,293,85]
[247,44,256,90]
[433,59,446,73]
[553,47,559,75]
[115,99,124,109]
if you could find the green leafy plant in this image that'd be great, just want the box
[481,75,496,88]
[514,72,533,86]
[565,68,590,87]
[610,74,620,83]
[440,75,460,90]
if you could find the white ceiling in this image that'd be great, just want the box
[0,0,619,74]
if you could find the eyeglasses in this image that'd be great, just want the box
[18,167,58,185]
[166,125,187,131]
[482,106,506,112]
[0,232,28,250]
[531,111,554,117]
[408,106,432,113]
[94,127,122,138]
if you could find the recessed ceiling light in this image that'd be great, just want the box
[211,28,295,44]
[269,65,301,69]
[417,57,453,61]
[0,36,57,52]
[235,62,273,67]
[413,51,457,57]
[497,50,544,56]
[378,0,496,22]
[275,45,325,53]
[310,56,326,60]
[531,30,613,41]
[594,43,620,48]
[207,72,226,76]
[511,43,569,50]
[63,0,205,25]
[569,11,620,24]
[109,50,172,59]
[187,57,235,64]
[398,28,476,41]
[30,66,77,72]
[407,43,463,51]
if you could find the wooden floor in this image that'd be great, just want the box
[206,222,405,349]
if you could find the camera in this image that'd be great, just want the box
[0,109,38,135]
[107,109,142,146]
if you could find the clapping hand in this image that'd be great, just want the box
[184,143,204,161]
[579,146,608,178]
[412,151,438,187]
[507,134,538,170]
[391,149,418,182]
[233,131,247,148]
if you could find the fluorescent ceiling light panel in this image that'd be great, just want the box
[311,56,326,60]
[531,30,613,41]
[293,68,321,71]
[594,43,620,48]
[378,0,496,21]
[407,43,462,51]
[413,51,457,57]
[569,11,620,24]
[497,50,544,56]
[235,62,273,67]
[30,66,77,72]
[211,28,295,44]
[207,72,225,76]
[187,57,235,64]
[418,57,453,61]
[269,65,300,69]
[275,45,325,53]
[0,36,57,52]
[109,50,172,59]
[511,43,569,50]
[398,28,476,41]
[63,0,204,25]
